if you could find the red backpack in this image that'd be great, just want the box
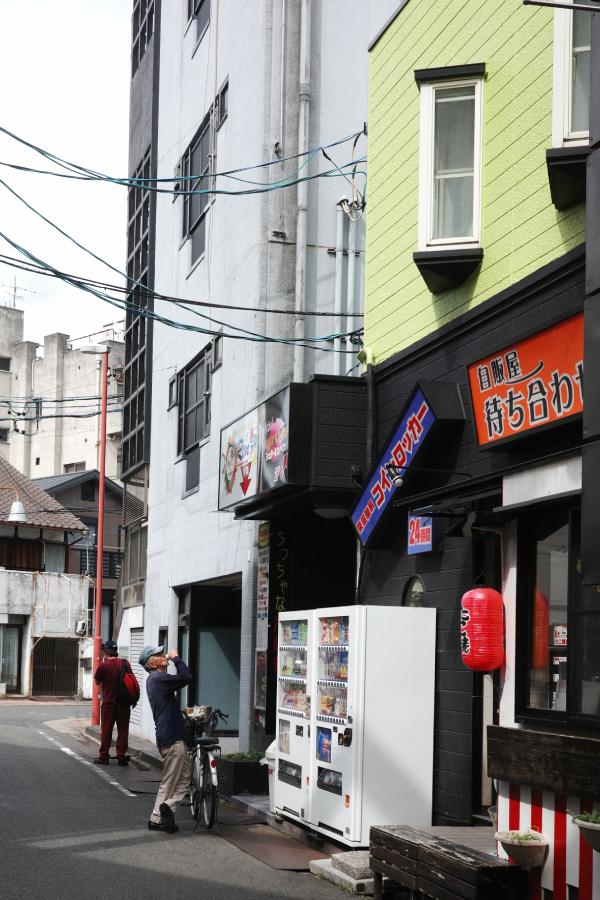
[118,659,140,708]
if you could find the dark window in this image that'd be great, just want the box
[0,357,10,371]
[80,480,95,502]
[182,114,212,265]
[216,80,228,129]
[188,0,210,43]
[177,347,211,455]
[185,445,200,493]
[517,506,600,724]
[168,374,178,409]
[212,333,223,370]
[64,462,85,474]
[123,523,147,585]
[0,428,9,443]
[123,148,152,477]
[158,627,168,650]
[35,457,40,466]
[0,539,42,572]
[132,0,155,76]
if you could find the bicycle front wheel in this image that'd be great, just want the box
[190,752,202,820]
[201,755,217,829]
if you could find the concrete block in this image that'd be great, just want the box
[332,850,373,880]
[309,857,375,895]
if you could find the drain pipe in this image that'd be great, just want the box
[333,198,347,375]
[346,216,358,373]
[293,0,311,383]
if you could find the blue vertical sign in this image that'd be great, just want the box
[351,390,436,545]
[407,514,433,555]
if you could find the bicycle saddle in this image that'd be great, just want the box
[195,736,220,746]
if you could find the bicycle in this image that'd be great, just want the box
[184,706,229,829]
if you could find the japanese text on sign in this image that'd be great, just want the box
[468,314,584,446]
[351,389,436,544]
[407,515,433,555]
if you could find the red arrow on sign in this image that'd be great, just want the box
[240,462,252,495]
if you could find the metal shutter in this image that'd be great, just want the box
[128,628,145,728]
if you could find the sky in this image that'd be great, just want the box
[0,0,131,345]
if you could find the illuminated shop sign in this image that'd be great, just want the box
[219,387,291,510]
[468,313,583,447]
[351,390,436,544]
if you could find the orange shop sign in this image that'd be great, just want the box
[468,313,583,446]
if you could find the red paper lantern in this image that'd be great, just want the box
[460,588,504,671]
[532,590,549,670]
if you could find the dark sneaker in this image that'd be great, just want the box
[93,758,110,765]
[148,820,179,833]
[159,802,177,833]
[117,759,129,767]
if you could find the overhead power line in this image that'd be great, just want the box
[0,232,363,353]
[0,252,362,318]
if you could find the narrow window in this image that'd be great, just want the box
[0,357,10,372]
[182,114,212,266]
[419,78,482,248]
[433,85,476,240]
[553,6,591,145]
[570,11,591,136]
[188,0,210,44]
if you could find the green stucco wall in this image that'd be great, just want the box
[366,0,586,364]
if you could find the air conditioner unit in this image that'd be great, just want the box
[75,620,87,636]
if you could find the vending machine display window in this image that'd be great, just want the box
[316,726,332,763]
[279,719,290,755]
[279,760,302,788]
[317,766,342,795]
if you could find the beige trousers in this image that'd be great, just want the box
[150,740,190,823]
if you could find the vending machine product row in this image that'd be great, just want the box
[275,605,436,846]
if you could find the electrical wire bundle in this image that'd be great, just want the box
[0,124,367,353]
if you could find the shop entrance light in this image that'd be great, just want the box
[385,463,473,489]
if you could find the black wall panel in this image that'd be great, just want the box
[362,248,586,824]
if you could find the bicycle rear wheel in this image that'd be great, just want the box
[201,755,217,829]
[190,752,202,820]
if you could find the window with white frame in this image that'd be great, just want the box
[418,78,483,249]
[553,6,591,146]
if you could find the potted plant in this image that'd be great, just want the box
[573,810,600,852]
[494,829,549,869]
[219,751,269,798]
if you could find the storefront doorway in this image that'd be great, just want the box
[189,580,241,733]
[31,637,78,696]
[0,624,22,693]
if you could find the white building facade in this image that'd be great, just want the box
[119,0,368,748]
[0,305,124,482]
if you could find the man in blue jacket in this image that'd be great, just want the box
[138,644,192,834]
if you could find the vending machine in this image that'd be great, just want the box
[275,613,313,821]
[275,605,436,846]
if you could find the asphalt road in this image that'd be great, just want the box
[0,702,343,900]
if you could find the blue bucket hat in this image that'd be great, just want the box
[138,644,165,667]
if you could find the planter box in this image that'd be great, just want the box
[219,758,268,797]
[495,831,549,869]
[573,818,600,853]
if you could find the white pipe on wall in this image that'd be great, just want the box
[346,217,357,375]
[333,200,346,376]
[293,0,311,384]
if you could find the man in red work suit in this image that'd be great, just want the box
[93,639,132,766]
